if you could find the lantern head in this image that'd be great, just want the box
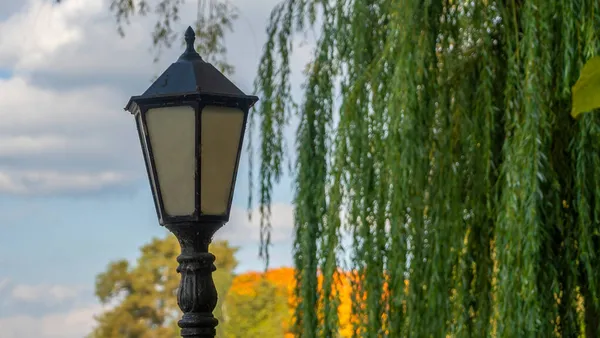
[125,27,258,225]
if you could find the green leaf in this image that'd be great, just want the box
[571,56,600,118]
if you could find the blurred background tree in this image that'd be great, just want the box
[88,236,238,338]
[222,278,288,337]
[222,268,295,337]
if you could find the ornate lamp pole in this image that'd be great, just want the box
[124,26,258,338]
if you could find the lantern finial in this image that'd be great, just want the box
[184,26,195,46]
[178,26,203,62]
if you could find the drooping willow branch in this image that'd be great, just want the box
[110,0,237,71]
[250,0,600,337]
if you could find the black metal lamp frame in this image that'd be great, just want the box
[125,27,258,338]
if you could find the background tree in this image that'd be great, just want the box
[222,276,289,337]
[108,0,238,73]
[108,0,600,336]
[88,236,238,338]
[222,267,357,337]
[222,267,296,337]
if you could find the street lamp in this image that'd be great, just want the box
[125,26,258,338]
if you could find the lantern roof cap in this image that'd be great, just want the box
[125,26,258,112]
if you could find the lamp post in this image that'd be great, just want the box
[125,26,258,338]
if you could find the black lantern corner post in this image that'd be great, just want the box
[124,26,258,338]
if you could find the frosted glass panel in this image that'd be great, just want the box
[200,106,244,215]
[146,106,196,217]
[136,113,161,217]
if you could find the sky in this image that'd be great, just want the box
[0,0,313,336]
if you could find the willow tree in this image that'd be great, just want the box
[111,0,600,336]
[251,0,600,337]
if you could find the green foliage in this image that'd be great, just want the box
[572,56,600,118]
[109,0,237,72]
[221,278,288,337]
[249,0,600,337]
[88,235,238,338]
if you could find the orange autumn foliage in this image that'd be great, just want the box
[227,267,388,337]
[228,267,297,337]
[228,267,411,337]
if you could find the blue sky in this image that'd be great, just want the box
[0,0,313,336]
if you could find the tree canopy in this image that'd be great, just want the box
[222,270,291,337]
[109,0,238,72]
[110,0,600,336]
[88,236,238,338]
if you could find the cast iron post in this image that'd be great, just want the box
[165,222,223,338]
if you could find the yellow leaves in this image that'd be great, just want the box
[227,268,412,337]
[571,56,600,118]
[226,268,296,336]
[228,268,357,337]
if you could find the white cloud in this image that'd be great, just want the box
[0,76,121,133]
[11,284,86,304]
[0,0,102,71]
[0,169,132,195]
[0,65,141,195]
[0,282,105,338]
[0,303,103,338]
[0,135,69,156]
[216,203,294,245]
[0,172,23,194]
[1,0,165,85]
[0,0,160,196]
